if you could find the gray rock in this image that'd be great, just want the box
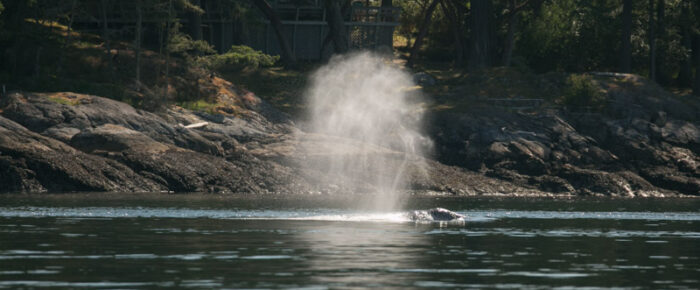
[640,167,700,196]
[0,115,162,193]
[0,91,538,195]
[67,124,309,194]
[429,103,698,196]
[1,88,697,197]
[0,92,314,194]
[1,92,223,156]
[661,120,700,145]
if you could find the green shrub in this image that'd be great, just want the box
[46,96,80,106]
[176,99,219,114]
[168,32,216,59]
[200,45,279,71]
[562,74,606,110]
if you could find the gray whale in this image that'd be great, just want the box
[408,208,465,222]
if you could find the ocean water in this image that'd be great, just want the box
[0,194,698,289]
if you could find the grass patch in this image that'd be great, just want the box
[177,100,220,114]
[175,99,247,116]
[37,92,94,106]
[46,96,80,106]
[220,65,315,116]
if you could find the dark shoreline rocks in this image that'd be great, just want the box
[0,88,697,197]
[428,76,699,197]
[0,92,315,194]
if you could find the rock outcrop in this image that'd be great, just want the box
[0,92,310,194]
[1,73,698,197]
[0,91,541,195]
[0,115,163,192]
[430,75,699,196]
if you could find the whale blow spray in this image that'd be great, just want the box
[305,52,430,210]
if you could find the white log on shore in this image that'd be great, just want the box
[180,122,208,129]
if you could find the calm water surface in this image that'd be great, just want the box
[0,194,698,289]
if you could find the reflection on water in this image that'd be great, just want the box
[2,207,699,221]
[0,195,698,289]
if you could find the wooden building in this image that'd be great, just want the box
[75,0,400,60]
[202,0,400,59]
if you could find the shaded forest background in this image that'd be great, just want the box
[0,0,699,111]
[400,0,699,88]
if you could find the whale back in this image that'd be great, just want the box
[428,208,465,220]
[409,208,465,222]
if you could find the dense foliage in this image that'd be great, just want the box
[0,0,281,108]
[562,74,606,110]
[400,0,700,92]
[0,0,698,105]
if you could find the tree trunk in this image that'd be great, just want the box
[502,0,518,67]
[135,0,143,87]
[189,0,203,40]
[7,0,28,77]
[324,0,349,54]
[406,0,439,68]
[100,0,115,78]
[234,17,249,45]
[219,0,226,52]
[320,1,351,59]
[57,0,78,75]
[251,0,297,65]
[34,46,42,77]
[469,0,491,71]
[165,0,172,81]
[381,0,393,22]
[453,0,470,63]
[693,34,700,96]
[531,0,544,17]
[619,0,632,73]
[440,0,465,66]
[655,0,668,85]
[676,0,692,87]
[648,0,656,81]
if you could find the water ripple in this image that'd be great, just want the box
[424,228,700,238]
[1,207,698,222]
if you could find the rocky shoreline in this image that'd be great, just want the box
[429,74,699,197]
[0,77,698,197]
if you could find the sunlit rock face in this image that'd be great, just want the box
[303,52,431,209]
